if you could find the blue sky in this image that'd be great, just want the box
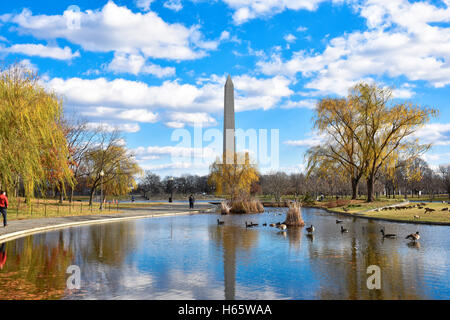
[1,0,450,176]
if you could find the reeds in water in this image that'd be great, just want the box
[220,201,231,215]
[283,202,305,226]
[229,199,264,214]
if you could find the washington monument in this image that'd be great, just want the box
[223,75,235,163]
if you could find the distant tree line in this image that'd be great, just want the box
[258,160,450,201]
[137,172,215,199]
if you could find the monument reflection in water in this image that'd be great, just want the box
[0,207,449,299]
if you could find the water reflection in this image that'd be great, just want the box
[0,208,449,300]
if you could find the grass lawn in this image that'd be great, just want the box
[362,201,450,223]
[320,198,450,224]
[316,199,404,213]
[5,197,125,221]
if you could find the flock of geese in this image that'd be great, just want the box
[216,218,421,243]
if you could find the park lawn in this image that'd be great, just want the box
[318,199,404,214]
[5,197,125,221]
[361,201,450,223]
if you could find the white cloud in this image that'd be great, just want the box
[18,59,38,72]
[107,52,175,77]
[46,74,293,114]
[281,99,316,109]
[165,112,217,128]
[257,0,450,95]
[412,123,450,146]
[5,1,219,61]
[284,136,323,147]
[222,0,334,24]
[133,145,218,159]
[284,34,297,43]
[164,0,183,12]
[136,0,154,11]
[85,122,141,133]
[2,43,80,60]
[297,26,308,32]
[140,161,210,173]
[80,106,158,123]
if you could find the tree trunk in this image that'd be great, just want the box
[367,175,375,202]
[70,187,74,203]
[351,178,359,200]
[89,188,95,206]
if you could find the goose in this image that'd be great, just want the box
[380,228,396,238]
[406,231,420,242]
[245,221,254,228]
[306,225,315,234]
[269,223,276,227]
[336,219,343,224]
[250,222,259,227]
[340,226,349,233]
[217,219,225,225]
[262,222,267,226]
[277,224,287,230]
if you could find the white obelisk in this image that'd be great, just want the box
[223,75,235,164]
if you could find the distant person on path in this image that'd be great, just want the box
[0,191,8,228]
[189,194,195,209]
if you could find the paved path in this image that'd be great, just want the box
[0,203,217,243]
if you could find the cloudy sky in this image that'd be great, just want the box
[1,0,450,176]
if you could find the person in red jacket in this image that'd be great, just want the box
[0,190,8,227]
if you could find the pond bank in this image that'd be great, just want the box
[312,205,450,226]
[0,203,216,243]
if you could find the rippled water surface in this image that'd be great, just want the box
[0,207,449,299]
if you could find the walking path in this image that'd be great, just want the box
[0,203,217,243]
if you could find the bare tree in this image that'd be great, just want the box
[439,165,450,199]
[63,116,100,202]
[262,172,291,202]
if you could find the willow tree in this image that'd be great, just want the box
[306,82,436,202]
[306,97,368,199]
[0,64,72,201]
[208,152,259,201]
[79,130,142,205]
[350,83,436,202]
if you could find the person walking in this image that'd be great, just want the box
[0,191,8,228]
[189,194,195,209]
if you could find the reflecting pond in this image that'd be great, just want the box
[0,207,449,299]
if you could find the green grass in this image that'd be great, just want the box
[5,197,124,221]
[362,202,450,223]
[321,199,450,224]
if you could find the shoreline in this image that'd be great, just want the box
[0,204,216,244]
[260,200,450,226]
[305,205,450,226]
